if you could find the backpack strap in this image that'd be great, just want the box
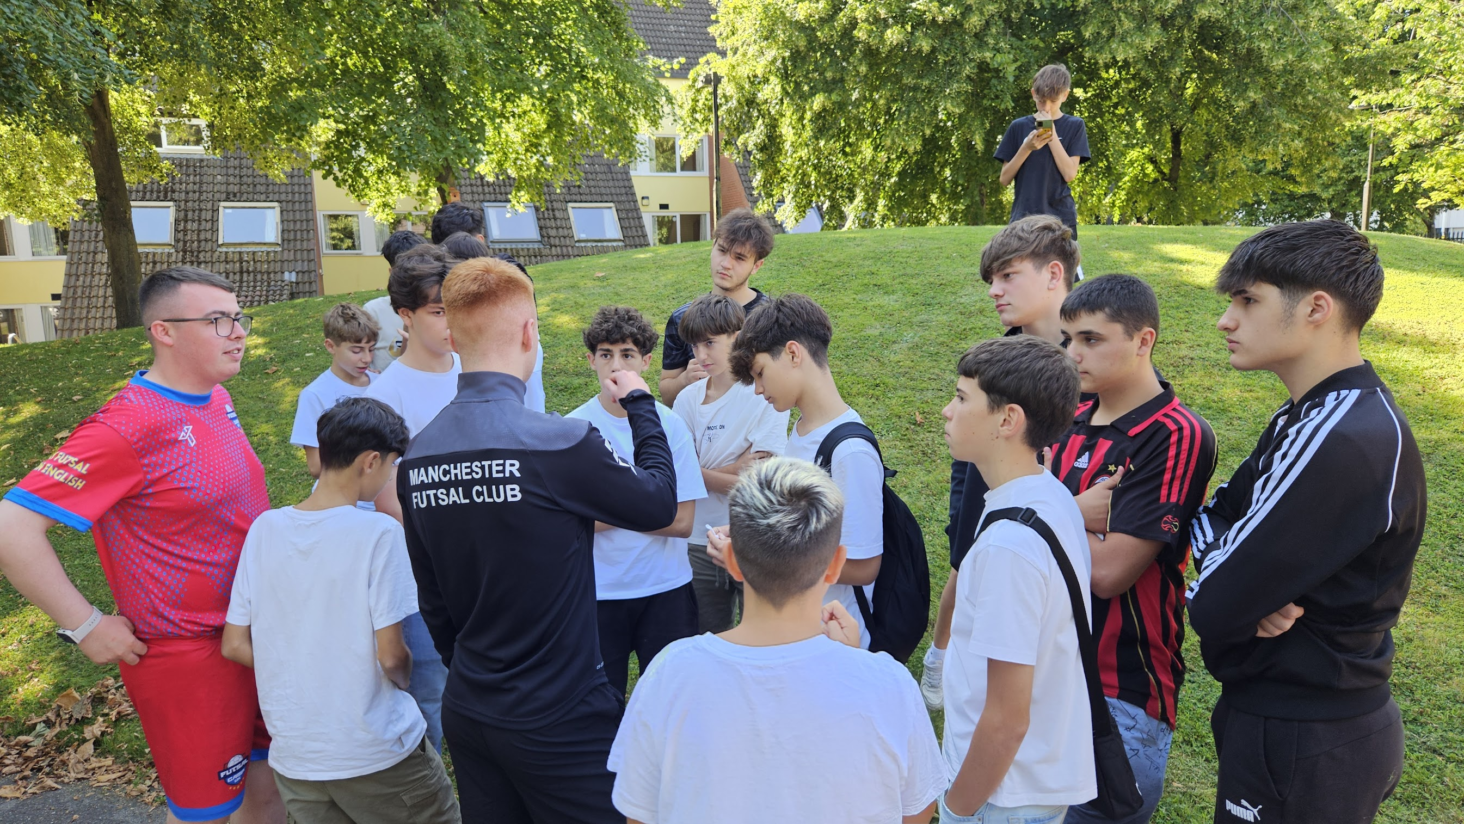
[811,421,890,629]
[976,507,1114,737]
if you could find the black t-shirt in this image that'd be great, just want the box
[994,114,1090,234]
[661,289,770,372]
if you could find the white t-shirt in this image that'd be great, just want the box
[784,408,883,649]
[567,396,707,600]
[362,296,405,374]
[609,633,945,824]
[290,368,376,448]
[671,380,790,529]
[364,354,462,436]
[226,506,426,781]
[525,342,547,414]
[942,471,1096,807]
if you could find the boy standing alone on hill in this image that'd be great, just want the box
[1188,221,1426,824]
[1054,275,1217,824]
[660,208,776,407]
[996,64,1091,242]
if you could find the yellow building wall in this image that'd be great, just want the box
[632,174,711,215]
[0,260,65,305]
[321,255,388,296]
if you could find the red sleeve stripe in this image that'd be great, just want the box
[1126,396,1181,438]
[1158,408,1202,504]
[1172,404,1207,504]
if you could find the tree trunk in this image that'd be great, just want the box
[435,165,459,206]
[1167,126,1183,192]
[83,86,143,329]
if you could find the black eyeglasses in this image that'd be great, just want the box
[160,314,254,336]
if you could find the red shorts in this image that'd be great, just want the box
[119,636,270,822]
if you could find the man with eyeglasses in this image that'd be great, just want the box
[0,266,285,824]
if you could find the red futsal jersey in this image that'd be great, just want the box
[5,372,269,639]
[1049,385,1217,727]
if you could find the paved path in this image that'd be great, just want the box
[0,784,164,823]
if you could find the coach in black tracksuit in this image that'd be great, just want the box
[397,257,679,824]
[1187,221,1427,824]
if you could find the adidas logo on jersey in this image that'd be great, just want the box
[1074,452,1090,469]
[1225,799,1262,822]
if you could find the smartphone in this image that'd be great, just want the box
[1035,116,1055,132]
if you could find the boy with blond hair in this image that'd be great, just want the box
[291,302,380,478]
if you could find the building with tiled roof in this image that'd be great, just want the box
[624,0,720,78]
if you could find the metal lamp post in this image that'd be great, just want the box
[701,71,722,226]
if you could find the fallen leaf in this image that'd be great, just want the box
[0,785,24,799]
[74,741,93,760]
[71,396,83,401]
[53,430,72,441]
[594,271,607,278]
[915,410,925,424]
[264,366,279,374]
[53,689,81,713]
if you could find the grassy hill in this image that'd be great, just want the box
[2,226,1460,822]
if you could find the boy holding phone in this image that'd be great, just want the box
[996,64,1091,242]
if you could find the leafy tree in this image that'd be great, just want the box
[678,0,1051,229]
[1350,0,1463,220]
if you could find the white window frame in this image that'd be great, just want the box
[155,118,208,154]
[218,202,281,250]
[646,212,711,246]
[132,202,176,250]
[319,211,368,254]
[482,203,543,243]
[567,203,624,242]
[640,135,707,175]
[25,219,68,259]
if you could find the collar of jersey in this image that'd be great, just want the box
[1291,360,1382,410]
[451,370,528,405]
[1074,380,1178,433]
[131,371,214,406]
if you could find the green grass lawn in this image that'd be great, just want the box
[2,226,1461,821]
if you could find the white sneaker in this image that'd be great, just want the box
[920,653,944,712]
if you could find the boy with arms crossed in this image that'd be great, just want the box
[671,294,790,632]
[924,214,1080,707]
[939,335,1093,824]
[727,294,883,649]
[660,208,776,406]
[224,398,459,824]
[1188,221,1425,824]
[290,302,379,478]
[568,306,707,694]
[609,457,944,823]
[1054,275,1217,824]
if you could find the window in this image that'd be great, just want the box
[132,203,175,248]
[148,119,207,153]
[0,309,19,343]
[483,203,541,243]
[568,205,622,242]
[652,213,709,246]
[321,213,362,252]
[219,203,280,248]
[0,221,11,256]
[27,220,68,257]
[648,136,705,174]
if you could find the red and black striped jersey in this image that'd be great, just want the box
[1049,385,1217,728]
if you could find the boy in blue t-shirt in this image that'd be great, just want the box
[995,64,1091,240]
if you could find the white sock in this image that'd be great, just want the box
[924,645,946,666]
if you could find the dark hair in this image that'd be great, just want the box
[316,397,410,471]
[380,230,426,267]
[1060,274,1161,338]
[139,266,235,325]
[439,231,491,261]
[1216,220,1383,332]
[714,208,775,261]
[957,335,1080,450]
[388,244,459,313]
[583,305,659,355]
[728,457,844,608]
[494,253,530,278]
[730,294,831,384]
[1032,64,1072,102]
[980,215,1080,290]
[430,201,483,243]
[678,293,746,345]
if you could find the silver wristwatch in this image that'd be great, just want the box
[55,606,104,645]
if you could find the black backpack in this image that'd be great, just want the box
[813,422,930,663]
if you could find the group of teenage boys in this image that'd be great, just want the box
[0,60,1427,824]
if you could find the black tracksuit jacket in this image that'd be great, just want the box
[1186,362,1427,721]
[397,372,677,729]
